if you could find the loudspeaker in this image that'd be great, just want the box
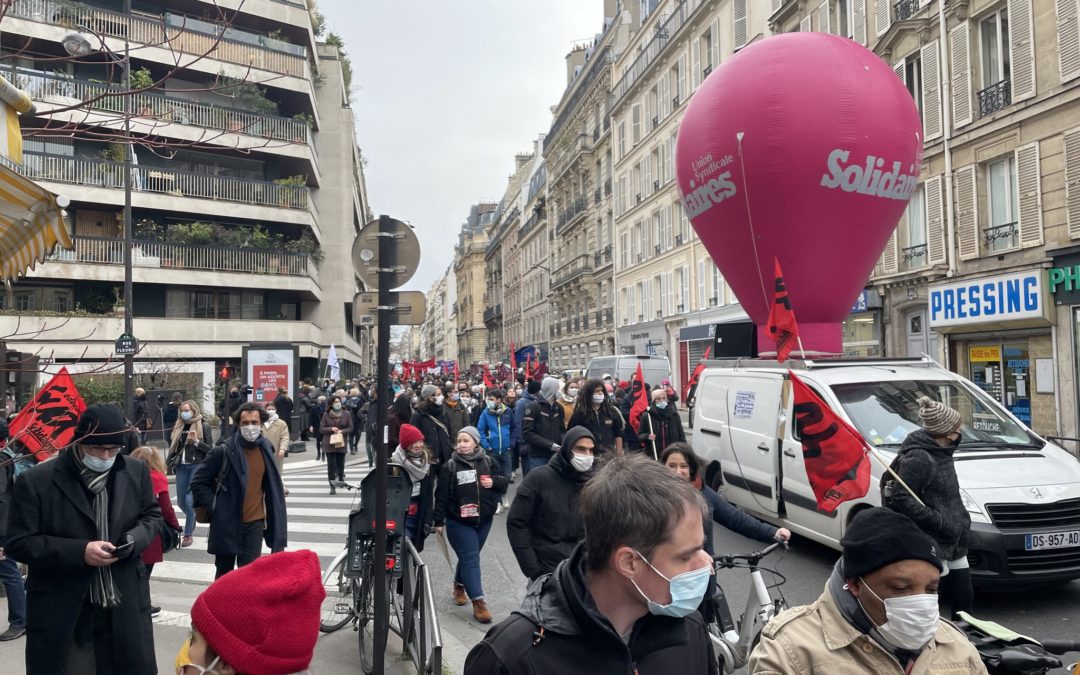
[712,322,758,358]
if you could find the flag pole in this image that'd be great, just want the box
[862,443,927,508]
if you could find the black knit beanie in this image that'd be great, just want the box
[75,404,131,446]
[527,380,542,395]
[841,507,943,579]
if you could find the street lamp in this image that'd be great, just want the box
[63,0,135,423]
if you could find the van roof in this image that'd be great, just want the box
[701,356,960,386]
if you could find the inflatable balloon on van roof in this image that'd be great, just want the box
[676,32,922,355]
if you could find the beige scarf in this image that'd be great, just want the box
[167,400,205,458]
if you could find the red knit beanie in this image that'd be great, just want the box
[399,423,425,449]
[191,550,324,674]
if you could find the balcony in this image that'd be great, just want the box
[5,68,311,145]
[19,152,311,212]
[551,254,594,290]
[48,235,319,284]
[556,195,588,233]
[977,79,1012,118]
[900,243,928,271]
[983,222,1019,252]
[594,187,602,204]
[612,0,698,108]
[483,304,503,323]
[6,0,308,79]
[894,0,920,21]
[593,244,614,268]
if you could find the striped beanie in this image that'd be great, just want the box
[917,396,961,437]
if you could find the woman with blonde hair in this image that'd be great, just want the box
[131,446,182,615]
[165,399,213,548]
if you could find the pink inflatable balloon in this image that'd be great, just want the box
[676,32,922,354]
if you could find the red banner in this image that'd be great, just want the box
[789,371,870,513]
[767,258,800,362]
[482,367,493,389]
[628,363,649,433]
[509,341,517,370]
[8,368,87,461]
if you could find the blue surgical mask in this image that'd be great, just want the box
[487,400,498,410]
[630,550,712,618]
[82,453,116,473]
[180,411,193,421]
[655,401,668,409]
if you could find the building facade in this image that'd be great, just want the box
[519,138,551,361]
[483,156,532,365]
[455,203,495,366]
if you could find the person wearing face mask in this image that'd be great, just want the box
[262,403,290,471]
[308,395,327,460]
[569,378,625,455]
[165,399,214,548]
[411,384,454,473]
[477,389,517,511]
[465,454,718,674]
[506,426,596,583]
[556,379,579,424]
[520,377,566,477]
[443,386,471,441]
[191,403,287,579]
[321,395,353,494]
[392,424,435,552]
[175,549,323,675]
[5,404,164,674]
[883,397,974,618]
[749,507,986,674]
[642,388,686,458]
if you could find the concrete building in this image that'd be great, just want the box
[775,0,1080,438]
[519,138,552,360]
[611,0,768,391]
[483,157,532,365]
[0,0,371,389]
[546,2,626,371]
[455,203,495,366]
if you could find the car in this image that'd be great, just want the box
[693,356,1080,588]
[585,355,671,387]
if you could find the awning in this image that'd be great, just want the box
[0,161,71,282]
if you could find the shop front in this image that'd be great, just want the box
[616,320,670,358]
[928,269,1055,434]
[842,290,884,357]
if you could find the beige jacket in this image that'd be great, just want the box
[263,418,290,469]
[749,589,988,675]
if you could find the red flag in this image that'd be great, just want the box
[483,367,493,389]
[509,341,517,370]
[8,368,87,461]
[683,345,712,401]
[766,258,800,362]
[628,363,649,433]
[453,361,460,382]
[789,371,871,513]
[534,361,548,379]
[525,354,532,379]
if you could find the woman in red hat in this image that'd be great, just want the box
[393,423,435,552]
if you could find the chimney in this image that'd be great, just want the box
[515,153,533,170]
[565,45,587,86]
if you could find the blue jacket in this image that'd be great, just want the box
[702,485,777,555]
[478,405,516,454]
[512,392,534,447]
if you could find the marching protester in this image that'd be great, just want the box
[433,426,508,624]
[569,378,625,454]
[309,394,327,460]
[555,378,579,424]
[882,397,974,618]
[0,433,26,642]
[641,388,686,459]
[749,507,985,674]
[297,384,315,442]
[506,426,595,583]
[512,380,539,479]
[387,390,415,457]
[175,550,324,675]
[477,388,516,510]
[133,387,151,444]
[191,403,287,579]
[412,384,454,471]
[363,388,380,467]
[6,404,164,673]
[465,453,717,673]
[393,424,435,552]
[263,401,290,470]
[346,387,366,455]
[520,377,565,476]
[443,384,471,440]
[321,395,353,493]
[131,446,182,615]
[165,399,214,548]
[272,386,295,435]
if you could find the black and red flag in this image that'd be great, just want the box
[8,367,87,461]
[766,258,800,362]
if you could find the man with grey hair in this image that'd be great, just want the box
[465,454,718,674]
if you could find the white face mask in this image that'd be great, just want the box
[239,424,262,442]
[434,396,444,406]
[82,453,116,473]
[857,578,940,651]
[570,453,594,472]
[265,409,277,420]
[567,388,579,399]
[592,394,606,405]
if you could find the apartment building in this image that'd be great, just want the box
[611,0,768,390]
[483,156,532,364]
[518,139,551,361]
[455,202,495,366]
[419,265,456,363]
[546,2,626,371]
[0,0,371,385]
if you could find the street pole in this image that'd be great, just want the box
[373,215,392,674]
[122,0,134,423]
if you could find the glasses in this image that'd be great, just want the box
[82,445,124,458]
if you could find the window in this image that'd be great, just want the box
[711,264,724,305]
[905,55,923,116]
[677,265,689,311]
[980,10,1011,88]
[656,275,665,317]
[837,0,853,39]
[51,290,71,313]
[14,292,33,311]
[648,85,659,130]
[903,184,927,270]
[702,30,714,72]
[632,105,642,144]
[985,155,1019,252]
[698,259,707,309]
[669,63,682,106]
[618,121,626,159]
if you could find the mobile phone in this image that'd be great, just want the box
[110,540,134,556]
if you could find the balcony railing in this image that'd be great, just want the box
[556,196,588,232]
[552,254,594,289]
[50,235,318,282]
[546,47,614,150]
[3,68,310,144]
[613,0,698,108]
[19,152,311,211]
[983,222,1018,250]
[7,0,308,78]
[894,0,920,21]
[977,79,1012,117]
[593,244,614,268]
[901,243,928,271]
[483,304,503,323]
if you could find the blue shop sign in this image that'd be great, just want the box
[928,271,1048,329]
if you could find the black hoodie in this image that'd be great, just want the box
[506,426,595,580]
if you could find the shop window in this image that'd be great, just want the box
[968,343,1031,425]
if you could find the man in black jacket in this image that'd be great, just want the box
[520,377,564,476]
[465,453,717,674]
[273,387,295,435]
[0,441,26,641]
[133,387,150,444]
[507,426,595,582]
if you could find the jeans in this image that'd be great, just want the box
[522,454,550,476]
[0,555,26,629]
[326,452,346,485]
[365,431,374,467]
[445,518,492,600]
[173,462,198,536]
[490,450,512,479]
[214,521,264,579]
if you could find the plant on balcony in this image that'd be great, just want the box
[134,218,163,240]
[130,67,154,91]
[274,175,307,208]
[168,221,216,246]
[282,230,324,265]
[219,76,279,116]
[291,112,315,128]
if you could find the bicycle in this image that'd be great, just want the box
[319,464,413,674]
[703,540,789,674]
[956,613,1080,675]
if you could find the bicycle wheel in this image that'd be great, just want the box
[357,572,376,674]
[319,554,354,633]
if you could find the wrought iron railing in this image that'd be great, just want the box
[552,254,594,288]
[593,244,614,267]
[901,243,928,271]
[977,79,1012,117]
[983,222,1018,250]
[557,196,588,232]
[612,0,699,108]
[894,0,920,21]
[483,304,502,323]
[546,47,613,150]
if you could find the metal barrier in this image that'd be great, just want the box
[1045,436,1080,460]
[399,538,443,674]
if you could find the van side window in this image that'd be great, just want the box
[698,377,725,422]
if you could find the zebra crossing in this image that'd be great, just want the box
[154,454,374,584]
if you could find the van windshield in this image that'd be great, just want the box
[829,380,1041,450]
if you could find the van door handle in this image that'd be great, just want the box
[757,442,770,452]
[783,449,797,458]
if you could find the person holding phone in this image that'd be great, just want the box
[165,399,213,549]
[5,404,164,674]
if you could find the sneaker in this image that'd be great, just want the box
[453,583,468,606]
[500,496,510,509]
[0,626,25,641]
[495,502,504,515]
[150,606,161,616]
[181,535,193,548]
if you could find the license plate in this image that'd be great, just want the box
[1024,530,1080,551]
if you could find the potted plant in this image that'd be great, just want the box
[290,113,314,142]
[273,175,307,208]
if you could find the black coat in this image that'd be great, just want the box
[569,405,624,454]
[5,451,163,674]
[407,469,436,553]
[411,408,454,470]
[642,404,686,457]
[0,447,15,544]
[506,427,593,580]
[273,393,294,426]
[521,398,564,460]
[433,452,508,527]
[133,395,149,428]
[190,436,287,556]
[162,402,179,429]
[464,544,718,675]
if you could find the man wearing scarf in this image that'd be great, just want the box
[6,404,163,674]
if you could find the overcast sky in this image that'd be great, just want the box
[320,1,601,292]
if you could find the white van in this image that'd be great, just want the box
[694,356,1080,588]
[586,355,671,386]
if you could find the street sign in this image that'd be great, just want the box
[114,332,139,356]
[352,291,426,325]
[351,217,420,290]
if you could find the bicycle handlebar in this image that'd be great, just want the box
[1038,639,1080,655]
[713,539,788,567]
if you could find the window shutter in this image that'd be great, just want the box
[711,18,721,70]
[817,0,831,33]
[925,176,947,265]
[1015,142,1044,248]
[882,224,900,274]
[691,40,701,90]
[921,41,942,142]
[950,23,973,128]
[659,76,669,119]
[1008,0,1036,102]
[800,15,812,32]
[955,165,979,260]
[875,0,891,37]
[733,0,748,49]
[893,60,905,80]
[1066,128,1080,239]
[1059,0,1080,83]
[853,0,867,45]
